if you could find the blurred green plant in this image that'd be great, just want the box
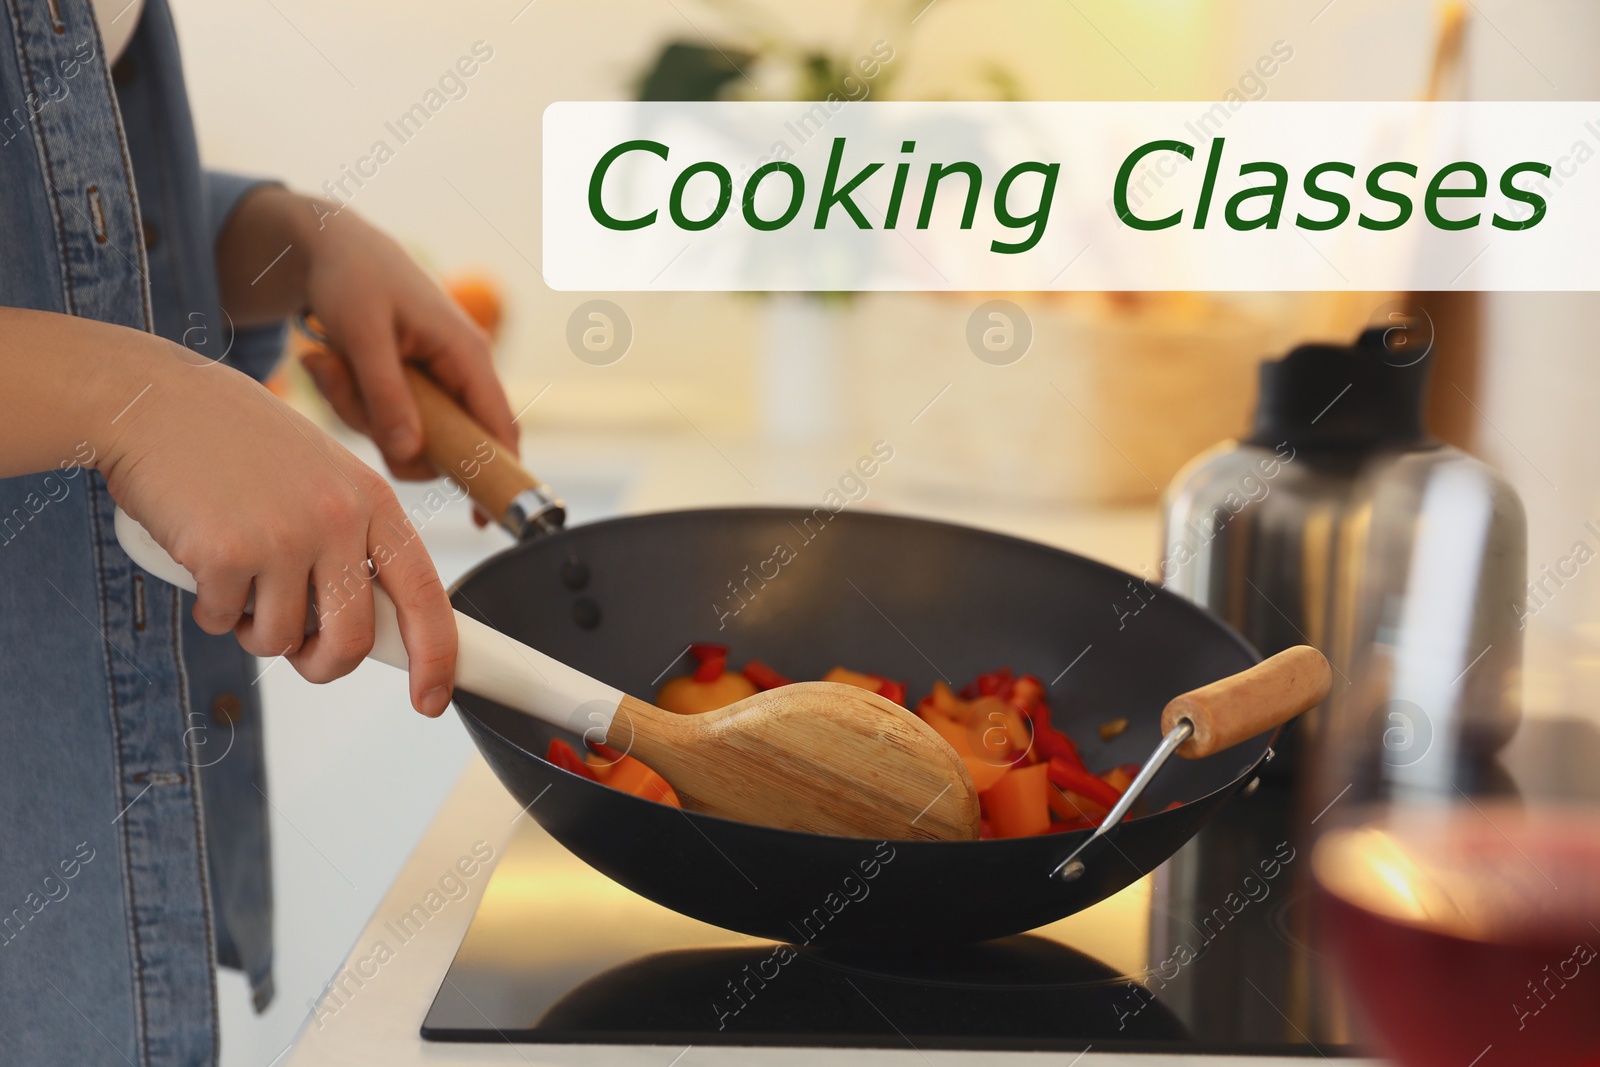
[631,0,918,103]
[635,41,755,102]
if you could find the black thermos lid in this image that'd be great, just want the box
[1245,327,1435,450]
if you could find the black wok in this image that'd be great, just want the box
[448,505,1271,947]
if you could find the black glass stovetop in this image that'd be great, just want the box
[422,782,1361,1056]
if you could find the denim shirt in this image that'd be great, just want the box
[0,0,284,1062]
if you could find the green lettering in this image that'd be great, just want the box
[669,161,732,231]
[1194,137,1226,229]
[814,137,880,229]
[1113,139,1193,231]
[990,161,1059,254]
[588,139,667,231]
[1425,162,1486,230]
[1295,162,1354,230]
[1224,161,1288,230]
[1358,162,1418,231]
[743,162,805,231]
[917,161,982,230]
[1493,161,1551,230]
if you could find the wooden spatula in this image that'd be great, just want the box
[111,527,980,842]
[610,684,980,840]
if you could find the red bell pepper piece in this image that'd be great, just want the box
[1018,691,1078,762]
[1010,674,1046,714]
[870,675,908,707]
[962,667,1014,701]
[1047,757,1123,810]
[1032,721,1083,766]
[741,659,793,691]
[586,740,626,762]
[547,738,598,780]
[688,643,730,682]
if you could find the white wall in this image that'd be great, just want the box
[1465,3,1600,718]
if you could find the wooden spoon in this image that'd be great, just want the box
[611,684,980,840]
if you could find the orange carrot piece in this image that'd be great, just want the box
[604,754,681,807]
[823,666,884,692]
[982,762,1051,838]
[1049,786,1108,824]
[924,715,1012,792]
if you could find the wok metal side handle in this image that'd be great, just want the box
[403,366,565,540]
[1049,646,1331,883]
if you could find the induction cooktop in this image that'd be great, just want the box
[422,782,1361,1056]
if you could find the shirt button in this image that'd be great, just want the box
[111,55,136,85]
[212,693,244,725]
[141,217,160,250]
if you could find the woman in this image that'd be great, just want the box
[0,0,518,1062]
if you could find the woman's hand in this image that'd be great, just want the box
[215,186,519,481]
[97,329,458,716]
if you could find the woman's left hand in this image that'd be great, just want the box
[215,185,519,481]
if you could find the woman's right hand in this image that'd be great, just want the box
[97,331,458,716]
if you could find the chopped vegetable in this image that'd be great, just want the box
[545,737,685,809]
[690,643,730,682]
[823,665,882,692]
[657,673,758,714]
[742,659,793,691]
[658,646,758,713]
[651,645,1151,839]
[970,697,1031,759]
[1049,786,1108,824]
[918,680,969,721]
[588,740,627,763]
[1102,764,1139,793]
[547,739,681,807]
[923,715,1012,792]
[981,762,1051,838]
[1047,757,1124,810]
[1010,675,1046,712]
[1001,677,1084,766]
[822,666,909,707]
[589,752,681,807]
[1099,717,1129,742]
[1031,722,1082,764]
[547,738,598,781]
[872,676,909,708]
[962,666,1015,701]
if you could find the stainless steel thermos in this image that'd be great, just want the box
[1160,328,1525,781]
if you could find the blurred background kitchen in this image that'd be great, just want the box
[163,0,1600,1061]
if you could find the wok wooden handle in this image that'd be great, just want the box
[1161,645,1332,759]
[402,366,564,539]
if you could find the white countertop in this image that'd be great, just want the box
[281,755,1381,1067]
